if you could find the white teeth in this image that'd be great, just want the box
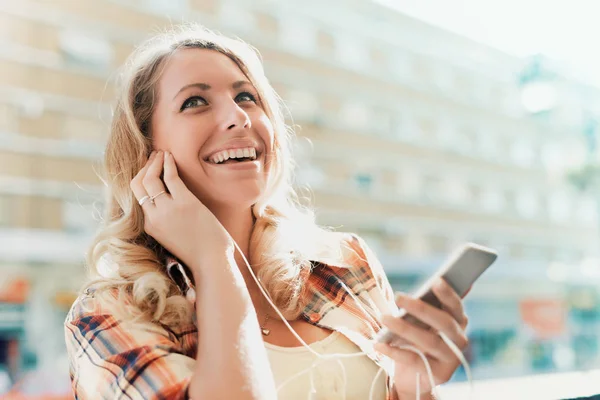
[209,147,259,164]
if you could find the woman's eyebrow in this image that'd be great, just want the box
[173,80,252,100]
[173,82,210,100]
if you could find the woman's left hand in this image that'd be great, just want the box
[373,278,469,399]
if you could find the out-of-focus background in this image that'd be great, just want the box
[1,0,600,398]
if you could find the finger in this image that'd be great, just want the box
[163,151,190,198]
[395,293,466,347]
[432,279,468,329]
[142,151,169,204]
[130,151,156,204]
[381,315,457,362]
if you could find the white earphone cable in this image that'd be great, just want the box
[230,238,473,400]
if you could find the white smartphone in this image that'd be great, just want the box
[375,242,498,345]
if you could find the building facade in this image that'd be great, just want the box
[0,0,599,386]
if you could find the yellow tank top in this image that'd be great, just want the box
[265,331,387,400]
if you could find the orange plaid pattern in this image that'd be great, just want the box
[64,233,398,399]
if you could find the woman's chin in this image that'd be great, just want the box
[208,184,265,210]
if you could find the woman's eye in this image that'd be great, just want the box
[180,96,207,111]
[236,91,257,103]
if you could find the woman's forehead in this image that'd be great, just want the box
[159,48,248,96]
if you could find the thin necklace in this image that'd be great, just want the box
[260,313,271,336]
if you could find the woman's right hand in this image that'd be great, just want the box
[130,151,234,271]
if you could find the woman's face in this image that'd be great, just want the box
[150,48,275,211]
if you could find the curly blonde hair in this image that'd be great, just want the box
[83,24,346,327]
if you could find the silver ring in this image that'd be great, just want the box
[150,190,167,201]
[138,195,153,206]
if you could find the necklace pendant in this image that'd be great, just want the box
[261,328,271,336]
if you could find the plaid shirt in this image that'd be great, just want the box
[64,233,400,399]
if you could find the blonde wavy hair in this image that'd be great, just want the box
[83,24,349,328]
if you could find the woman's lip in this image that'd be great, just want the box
[204,159,261,170]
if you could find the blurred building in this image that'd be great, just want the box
[1,0,599,390]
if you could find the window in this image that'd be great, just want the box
[254,11,279,35]
[430,234,449,254]
[63,116,106,142]
[317,29,335,54]
[219,2,255,32]
[280,17,316,56]
[383,234,405,253]
[394,112,419,143]
[436,119,456,150]
[510,139,537,167]
[371,108,393,135]
[548,192,571,223]
[412,56,431,84]
[145,0,186,15]
[423,174,442,203]
[392,51,413,81]
[438,120,474,153]
[480,187,506,213]
[454,72,475,101]
[442,176,469,206]
[479,131,498,159]
[286,90,319,121]
[417,116,437,141]
[334,34,367,70]
[296,165,326,189]
[405,233,430,258]
[431,64,454,92]
[575,197,597,227]
[515,190,539,219]
[0,104,18,132]
[370,46,388,70]
[541,143,565,173]
[471,76,490,105]
[455,125,476,154]
[189,0,217,14]
[63,201,98,234]
[0,196,9,226]
[339,101,370,131]
[354,172,374,192]
[59,30,113,70]
[397,167,422,199]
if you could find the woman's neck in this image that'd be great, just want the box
[211,205,261,298]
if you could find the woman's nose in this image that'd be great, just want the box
[216,100,251,132]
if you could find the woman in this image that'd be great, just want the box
[64,24,469,400]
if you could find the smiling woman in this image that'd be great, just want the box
[63,23,469,400]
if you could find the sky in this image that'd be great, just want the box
[375,0,600,86]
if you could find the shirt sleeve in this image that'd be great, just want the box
[64,294,196,400]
